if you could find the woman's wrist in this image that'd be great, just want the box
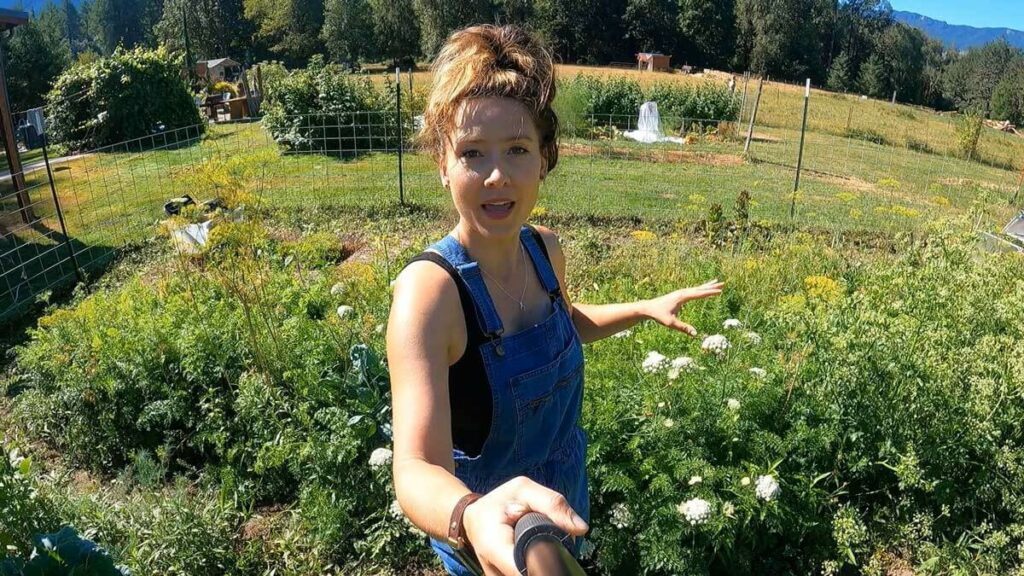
[448,492,484,550]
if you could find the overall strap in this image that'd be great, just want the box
[433,235,506,340]
[520,226,562,301]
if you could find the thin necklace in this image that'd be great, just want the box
[475,237,529,312]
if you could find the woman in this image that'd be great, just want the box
[386,25,724,576]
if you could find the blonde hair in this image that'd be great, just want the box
[419,24,560,172]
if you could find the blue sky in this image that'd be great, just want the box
[889,0,1024,31]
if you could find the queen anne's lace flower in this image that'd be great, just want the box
[727,398,741,410]
[701,334,731,355]
[677,498,712,525]
[663,418,675,428]
[723,318,743,329]
[755,475,781,501]
[612,329,633,338]
[337,305,354,319]
[642,351,668,373]
[610,503,632,529]
[369,447,393,468]
[688,476,702,486]
[667,356,698,380]
[745,331,762,345]
[749,367,767,379]
[740,477,751,486]
[389,499,404,519]
[330,283,344,296]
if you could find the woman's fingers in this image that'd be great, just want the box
[513,482,589,536]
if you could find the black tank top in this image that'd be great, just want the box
[404,228,552,457]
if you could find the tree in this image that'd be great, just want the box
[826,50,853,92]
[676,0,734,69]
[534,0,629,64]
[414,0,494,58]
[155,0,253,61]
[3,19,70,113]
[990,58,1024,125]
[875,23,924,103]
[623,0,678,56]
[85,0,162,54]
[245,0,325,65]
[857,53,886,98]
[37,0,92,60]
[942,39,1020,115]
[368,0,420,66]
[495,0,533,25]
[322,0,375,65]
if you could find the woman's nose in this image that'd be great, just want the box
[483,159,510,188]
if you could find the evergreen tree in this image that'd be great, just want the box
[322,0,375,66]
[245,0,325,65]
[676,0,734,69]
[368,0,420,67]
[857,53,886,98]
[4,19,70,112]
[413,0,494,58]
[623,0,678,56]
[827,50,852,92]
[86,0,162,54]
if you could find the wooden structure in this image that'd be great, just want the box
[636,52,672,72]
[0,8,31,224]
[195,58,242,84]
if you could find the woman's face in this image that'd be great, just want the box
[440,97,546,240]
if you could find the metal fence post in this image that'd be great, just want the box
[743,77,764,155]
[395,66,405,206]
[790,79,811,220]
[42,132,83,283]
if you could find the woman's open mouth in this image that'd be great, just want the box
[481,200,515,220]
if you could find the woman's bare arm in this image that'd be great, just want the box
[533,225,723,344]
[387,262,475,541]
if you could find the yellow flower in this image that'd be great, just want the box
[877,177,900,188]
[836,192,857,202]
[932,196,951,207]
[850,209,862,220]
[630,230,657,241]
[890,206,920,218]
[687,194,706,204]
[804,275,842,302]
[530,206,548,218]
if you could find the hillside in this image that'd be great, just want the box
[894,10,1024,50]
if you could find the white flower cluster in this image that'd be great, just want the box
[330,283,344,296]
[612,329,633,338]
[749,367,767,379]
[745,331,762,345]
[337,305,354,319]
[641,351,668,373]
[727,398,741,411]
[667,356,698,380]
[755,475,781,502]
[723,318,743,329]
[701,334,731,356]
[369,447,393,468]
[389,499,404,519]
[677,498,712,525]
[610,503,633,529]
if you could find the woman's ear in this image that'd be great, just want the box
[438,158,450,189]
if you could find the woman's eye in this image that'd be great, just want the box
[460,149,482,159]
[509,146,528,155]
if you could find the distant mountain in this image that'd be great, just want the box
[894,10,1024,51]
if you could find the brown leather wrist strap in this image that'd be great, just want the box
[447,492,484,550]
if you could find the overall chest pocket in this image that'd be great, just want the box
[510,337,584,466]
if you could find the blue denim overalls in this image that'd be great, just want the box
[424,226,589,575]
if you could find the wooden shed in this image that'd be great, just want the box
[636,52,672,72]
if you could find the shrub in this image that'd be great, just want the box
[647,82,741,131]
[559,75,645,128]
[844,127,890,146]
[261,56,403,156]
[45,46,203,151]
[955,111,984,161]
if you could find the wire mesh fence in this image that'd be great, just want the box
[2,85,1022,321]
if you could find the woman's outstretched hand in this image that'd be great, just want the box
[641,279,725,336]
[462,476,588,576]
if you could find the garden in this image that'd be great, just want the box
[3,56,1024,576]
